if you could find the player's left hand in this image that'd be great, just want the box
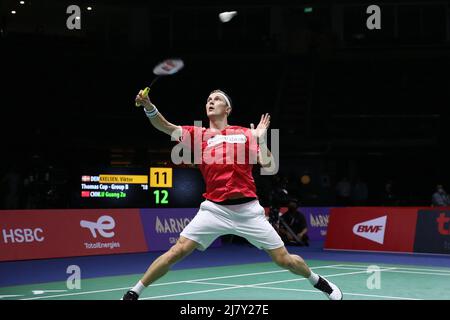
[250,113,270,142]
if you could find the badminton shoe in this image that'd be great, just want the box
[314,276,343,300]
[121,290,139,300]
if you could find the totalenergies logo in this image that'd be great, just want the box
[437,213,450,235]
[80,216,115,238]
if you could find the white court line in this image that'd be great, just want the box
[328,266,450,277]
[186,280,248,287]
[341,292,422,300]
[21,264,341,300]
[21,270,287,300]
[138,267,399,300]
[187,280,421,300]
[335,264,450,274]
[249,285,422,300]
[21,286,131,300]
[0,294,24,299]
[140,286,243,300]
[25,265,433,300]
[25,263,441,301]
[154,267,419,300]
[241,267,398,287]
[379,270,450,277]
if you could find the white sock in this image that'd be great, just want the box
[131,280,146,295]
[308,271,319,286]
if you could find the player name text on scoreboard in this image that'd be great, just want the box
[99,175,148,184]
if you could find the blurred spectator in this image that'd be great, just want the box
[0,164,22,209]
[319,173,334,205]
[336,176,351,206]
[351,177,368,206]
[381,180,398,206]
[286,171,301,200]
[268,204,281,233]
[278,199,309,246]
[270,175,290,207]
[432,184,450,207]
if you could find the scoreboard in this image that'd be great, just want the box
[79,167,205,208]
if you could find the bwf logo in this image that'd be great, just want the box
[80,216,115,238]
[353,216,387,244]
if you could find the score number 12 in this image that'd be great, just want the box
[150,168,172,206]
[153,190,168,204]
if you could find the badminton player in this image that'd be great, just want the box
[122,89,343,300]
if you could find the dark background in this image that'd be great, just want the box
[1,0,449,209]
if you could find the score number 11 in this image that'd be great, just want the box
[150,168,173,205]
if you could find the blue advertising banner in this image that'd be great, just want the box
[140,208,221,251]
[301,207,330,241]
[414,209,450,254]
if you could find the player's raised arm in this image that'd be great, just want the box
[135,90,182,139]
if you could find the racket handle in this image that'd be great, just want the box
[135,87,151,107]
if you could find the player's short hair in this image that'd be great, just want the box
[210,89,233,110]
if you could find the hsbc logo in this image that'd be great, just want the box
[353,216,387,244]
[2,228,45,243]
[80,215,115,238]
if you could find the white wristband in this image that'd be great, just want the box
[144,106,159,118]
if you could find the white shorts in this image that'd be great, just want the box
[180,199,284,251]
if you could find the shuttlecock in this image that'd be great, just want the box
[219,11,237,23]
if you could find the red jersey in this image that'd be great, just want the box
[179,125,259,202]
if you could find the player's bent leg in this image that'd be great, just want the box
[265,246,343,300]
[265,246,310,277]
[122,236,199,300]
[141,236,199,285]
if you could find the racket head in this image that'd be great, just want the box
[153,58,184,76]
